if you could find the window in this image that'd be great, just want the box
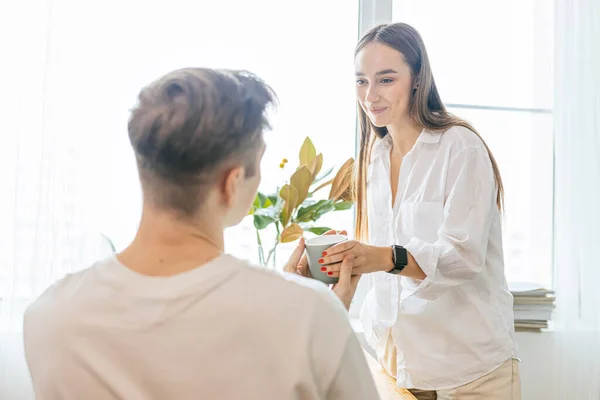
[77,1,361,260]
[393,0,554,287]
[1,0,361,311]
[218,1,361,264]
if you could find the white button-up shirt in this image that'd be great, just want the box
[360,126,518,390]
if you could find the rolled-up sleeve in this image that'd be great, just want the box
[404,146,497,300]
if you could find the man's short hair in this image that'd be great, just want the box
[128,68,276,217]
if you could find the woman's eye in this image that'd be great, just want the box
[356,79,366,85]
[380,78,393,84]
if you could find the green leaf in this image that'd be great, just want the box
[306,227,332,235]
[267,194,279,206]
[253,207,278,229]
[296,199,335,223]
[334,201,353,211]
[254,214,276,229]
[312,200,336,221]
[312,166,334,185]
[248,195,259,215]
[256,207,278,218]
[300,198,318,207]
[257,192,272,208]
[249,192,272,215]
[296,200,327,222]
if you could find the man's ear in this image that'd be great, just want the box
[222,166,245,207]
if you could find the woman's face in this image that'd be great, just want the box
[355,42,414,127]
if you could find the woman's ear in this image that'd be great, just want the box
[412,78,420,97]
[222,166,244,208]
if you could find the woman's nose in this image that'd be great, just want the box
[365,84,379,103]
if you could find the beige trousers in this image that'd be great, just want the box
[381,331,522,400]
[408,358,522,400]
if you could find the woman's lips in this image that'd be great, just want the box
[369,107,387,115]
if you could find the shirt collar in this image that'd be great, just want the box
[417,130,441,144]
[370,134,392,161]
[370,130,441,162]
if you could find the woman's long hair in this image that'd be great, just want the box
[354,23,503,240]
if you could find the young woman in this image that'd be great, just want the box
[321,23,521,399]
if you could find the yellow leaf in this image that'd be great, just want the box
[309,153,323,179]
[340,184,354,202]
[329,158,355,201]
[299,137,316,167]
[280,223,304,243]
[290,165,312,205]
[279,184,298,226]
[312,178,334,193]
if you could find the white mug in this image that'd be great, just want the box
[305,234,347,284]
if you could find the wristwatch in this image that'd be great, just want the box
[387,245,408,274]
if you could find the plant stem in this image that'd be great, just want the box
[256,228,263,246]
[256,229,265,265]
[264,222,281,268]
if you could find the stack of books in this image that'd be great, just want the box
[509,282,555,331]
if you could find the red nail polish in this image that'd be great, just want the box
[322,252,327,257]
[320,267,326,272]
[318,258,324,264]
[327,272,333,276]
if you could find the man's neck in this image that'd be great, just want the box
[117,206,224,277]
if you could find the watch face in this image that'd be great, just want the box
[394,246,408,267]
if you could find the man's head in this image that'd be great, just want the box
[128,68,276,228]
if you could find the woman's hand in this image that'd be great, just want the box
[319,240,394,277]
[332,255,361,310]
[320,240,427,280]
[283,230,360,310]
[283,230,347,277]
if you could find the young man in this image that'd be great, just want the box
[23,68,377,399]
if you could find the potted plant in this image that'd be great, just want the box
[248,137,354,268]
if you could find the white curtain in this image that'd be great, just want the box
[0,2,114,397]
[551,0,600,397]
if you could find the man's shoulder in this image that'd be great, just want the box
[227,257,355,347]
[25,258,110,321]
[229,256,347,312]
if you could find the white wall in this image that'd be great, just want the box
[516,331,600,400]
